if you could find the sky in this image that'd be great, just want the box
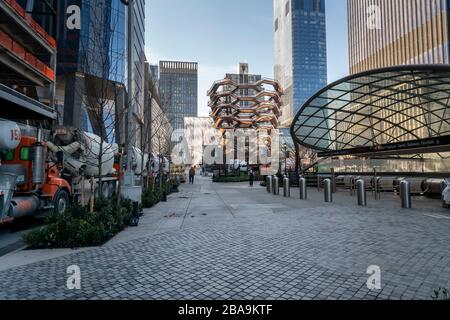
[145,0,349,117]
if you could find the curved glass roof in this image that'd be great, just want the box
[291,65,450,155]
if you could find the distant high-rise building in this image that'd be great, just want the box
[348,0,450,74]
[225,63,262,109]
[159,61,198,131]
[150,64,159,81]
[274,0,328,126]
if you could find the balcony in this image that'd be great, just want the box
[0,0,56,85]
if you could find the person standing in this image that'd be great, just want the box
[189,166,196,184]
[249,169,255,187]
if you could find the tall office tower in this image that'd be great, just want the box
[348,0,450,74]
[55,0,145,145]
[159,61,198,131]
[274,0,328,126]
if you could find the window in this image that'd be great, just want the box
[274,18,279,32]
[20,147,31,161]
[2,150,14,161]
[285,1,290,15]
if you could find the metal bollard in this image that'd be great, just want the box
[350,176,355,196]
[267,176,273,193]
[283,176,290,197]
[299,177,307,200]
[324,179,333,203]
[273,176,280,195]
[400,180,412,209]
[331,168,336,193]
[357,179,367,206]
[373,168,380,200]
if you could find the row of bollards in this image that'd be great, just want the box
[267,175,288,196]
[266,175,413,209]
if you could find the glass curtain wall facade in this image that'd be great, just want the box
[56,0,145,146]
[348,0,450,74]
[159,61,198,131]
[56,0,126,139]
[130,0,146,148]
[274,0,327,126]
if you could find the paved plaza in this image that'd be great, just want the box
[0,176,450,300]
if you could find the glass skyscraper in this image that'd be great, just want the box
[274,0,328,126]
[55,0,145,146]
[348,0,450,74]
[159,61,198,131]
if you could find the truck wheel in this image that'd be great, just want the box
[54,190,70,215]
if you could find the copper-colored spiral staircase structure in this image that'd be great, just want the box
[207,78,284,131]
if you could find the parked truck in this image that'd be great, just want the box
[0,121,159,224]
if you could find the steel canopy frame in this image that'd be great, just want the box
[290,65,450,157]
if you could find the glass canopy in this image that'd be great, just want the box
[291,65,450,156]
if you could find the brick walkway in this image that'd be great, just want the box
[0,177,449,300]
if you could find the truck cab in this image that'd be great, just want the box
[0,133,71,224]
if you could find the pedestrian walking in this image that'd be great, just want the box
[249,169,255,187]
[189,166,196,184]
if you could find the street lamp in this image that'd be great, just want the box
[120,0,135,189]
[282,142,288,176]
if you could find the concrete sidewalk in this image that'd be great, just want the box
[0,176,449,300]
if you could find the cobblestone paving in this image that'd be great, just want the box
[0,177,450,300]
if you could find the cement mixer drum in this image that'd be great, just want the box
[0,119,21,151]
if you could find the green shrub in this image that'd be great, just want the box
[23,198,132,249]
[142,187,161,208]
[213,175,250,183]
[432,288,450,300]
[141,181,173,208]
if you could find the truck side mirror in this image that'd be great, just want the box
[56,151,64,166]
